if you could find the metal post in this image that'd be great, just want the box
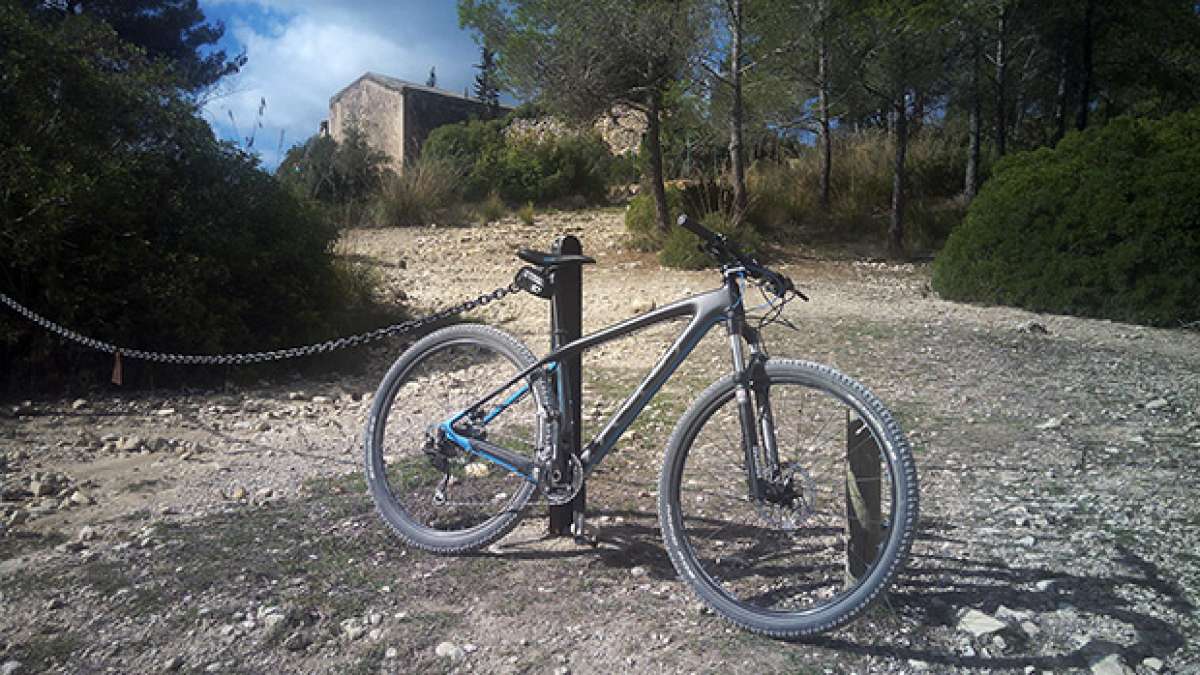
[846,414,882,582]
[548,236,585,537]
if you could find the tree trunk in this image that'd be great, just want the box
[728,0,748,220]
[1076,0,1095,131]
[645,93,671,235]
[994,6,1008,157]
[965,40,981,201]
[888,95,908,260]
[817,0,832,212]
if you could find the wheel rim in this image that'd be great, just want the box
[374,339,540,537]
[671,372,900,621]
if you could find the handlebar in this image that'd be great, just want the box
[676,214,805,301]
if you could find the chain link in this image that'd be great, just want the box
[0,282,522,366]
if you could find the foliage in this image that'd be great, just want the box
[473,45,501,118]
[22,0,245,94]
[370,156,463,227]
[478,191,507,224]
[517,201,535,225]
[460,0,706,233]
[278,122,389,210]
[748,129,966,252]
[625,188,687,251]
[0,6,377,387]
[932,110,1200,326]
[423,117,615,205]
[659,211,763,270]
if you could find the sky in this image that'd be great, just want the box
[200,1,490,169]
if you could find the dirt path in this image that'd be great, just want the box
[2,209,1198,674]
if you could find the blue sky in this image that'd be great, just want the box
[200,1,490,168]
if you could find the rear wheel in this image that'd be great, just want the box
[364,324,548,554]
[658,359,918,637]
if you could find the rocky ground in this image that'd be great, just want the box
[1,208,1198,674]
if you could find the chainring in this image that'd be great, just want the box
[543,454,584,506]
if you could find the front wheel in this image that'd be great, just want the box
[658,359,918,637]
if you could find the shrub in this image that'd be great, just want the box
[278,120,390,226]
[518,201,535,226]
[370,155,462,226]
[746,129,967,252]
[659,212,763,270]
[478,191,507,224]
[0,7,380,388]
[932,110,1200,327]
[424,116,616,205]
[624,183,723,251]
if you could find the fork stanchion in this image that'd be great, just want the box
[548,235,585,538]
[845,415,882,583]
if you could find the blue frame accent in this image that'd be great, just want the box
[438,283,738,482]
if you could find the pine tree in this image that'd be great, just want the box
[473,46,501,118]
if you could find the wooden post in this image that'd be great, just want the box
[548,236,584,537]
[846,414,882,582]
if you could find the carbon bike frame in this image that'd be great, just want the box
[440,269,777,501]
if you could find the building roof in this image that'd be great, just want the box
[329,71,511,109]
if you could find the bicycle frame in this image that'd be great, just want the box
[441,270,777,500]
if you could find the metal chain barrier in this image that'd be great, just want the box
[0,282,521,366]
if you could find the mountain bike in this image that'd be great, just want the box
[363,215,918,637]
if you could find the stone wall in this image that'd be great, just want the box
[401,88,502,163]
[329,73,506,173]
[328,78,405,170]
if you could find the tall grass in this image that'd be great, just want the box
[370,156,462,226]
[748,129,968,253]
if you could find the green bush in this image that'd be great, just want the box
[625,188,686,251]
[624,182,724,251]
[0,7,379,387]
[278,121,389,227]
[932,110,1200,327]
[659,212,763,270]
[424,117,615,205]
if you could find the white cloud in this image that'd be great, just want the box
[202,2,483,168]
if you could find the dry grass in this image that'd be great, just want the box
[748,129,967,253]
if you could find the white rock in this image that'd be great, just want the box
[341,619,366,641]
[1145,398,1168,411]
[1089,654,1131,675]
[70,399,88,410]
[0,661,22,675]
[958,609,1007,637]
[1141,657,1164,672]
[311,396,332,405]
[1036,417,1063,430]
[435,641,465,661]
[384,648,399,659]
[77,525,97,542]
[630,566,648,578]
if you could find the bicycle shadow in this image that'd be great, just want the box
[486,511,1193,669]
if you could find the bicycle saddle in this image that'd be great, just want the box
[517,249,596,267]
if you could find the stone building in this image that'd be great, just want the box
[327,72,509,171]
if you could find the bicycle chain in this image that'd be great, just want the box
[0,282,521,366]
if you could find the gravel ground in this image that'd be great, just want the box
[1,208,1197,674]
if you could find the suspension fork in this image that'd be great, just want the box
[744,325,782,479]
[726,288,764,502]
